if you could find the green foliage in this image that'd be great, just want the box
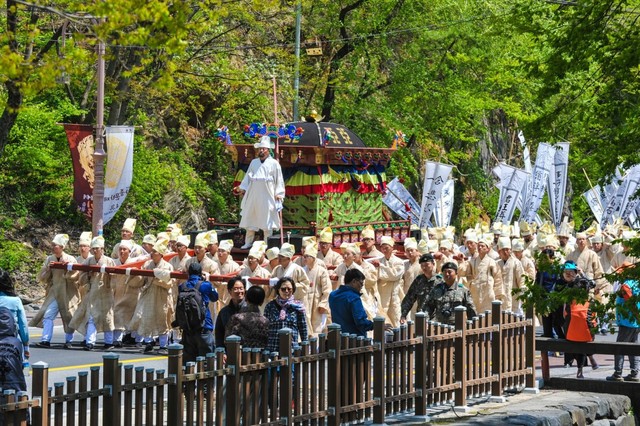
[1,0,640,278]
[0,238,30,271]
[0,100,81,221]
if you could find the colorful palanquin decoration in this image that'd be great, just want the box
[222,121,397,228]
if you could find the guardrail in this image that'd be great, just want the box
[536,337,640,413]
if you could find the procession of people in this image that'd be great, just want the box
[19,212,638,385]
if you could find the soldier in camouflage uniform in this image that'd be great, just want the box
[400,254,444,323]
[424,262,477,325]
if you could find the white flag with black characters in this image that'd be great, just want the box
[547,142,570,229]
[418,161,453,229]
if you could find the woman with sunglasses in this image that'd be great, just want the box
[263,277,308,353]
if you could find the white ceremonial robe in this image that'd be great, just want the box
[239,156,285,231]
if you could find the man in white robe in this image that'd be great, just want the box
[238,135,285,249]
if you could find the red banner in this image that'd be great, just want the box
[64,124,95,220]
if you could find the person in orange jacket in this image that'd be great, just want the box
[561,260,597,378]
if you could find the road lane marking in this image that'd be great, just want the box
[48,356,166,372]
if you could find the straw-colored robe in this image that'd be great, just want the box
[29,252,80,333]
[69,255,116,334]
[467,254,503,313]
[376,254,405,327]
[127,258,174,336]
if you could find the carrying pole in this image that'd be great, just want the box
[272,76,285,245]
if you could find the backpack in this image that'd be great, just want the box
[175,281,206,332]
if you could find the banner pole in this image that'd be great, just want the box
[385,186,420,223]
[272,76,285,246]
[92,30,106,236]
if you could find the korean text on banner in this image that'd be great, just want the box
[418,161,453,229]
[382,177,421,225]
[103,126,135,225]
[602,165,640,226]
[582,186,604,223]
[520,142,554,223]
[547,142,570,229]
[494,165,529,224]
[434,179,455,227]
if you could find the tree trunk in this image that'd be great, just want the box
[0,81,23,158]
[0,0,23,158]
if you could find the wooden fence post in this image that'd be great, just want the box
[102,352,121,426]
[414,312,429,421]
[327,323,342,426]
[167,343,184,426]
[524,303,540,393]
[453,306,468,410]
[490,301,506,402]
[278,328,293,424]
[17,391,29,426]
[372,317,386,425]
[225,335,242,426]
[31,361,49,425]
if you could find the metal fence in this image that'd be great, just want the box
[1,301,535,425]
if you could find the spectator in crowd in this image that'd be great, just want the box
[0,269,29,359]
[0,306,27,423]
[263,277,308,354]
[536,248,563,339]
[215,277,246,348]
[607,262,640,382]
[561,260,596,379]
[177,263,218,364]
[225,285,270,349]
[329,269,392,337]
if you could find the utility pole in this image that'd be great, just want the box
[92,28,106,236]
[293,0,301,121]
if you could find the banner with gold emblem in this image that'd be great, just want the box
[64,124,95,220]
[104,126,134,225]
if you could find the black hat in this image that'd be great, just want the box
[441,261,458,272]
[419,253,435,263]
[188,263,202,276]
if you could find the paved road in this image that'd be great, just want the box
[536,327,622,381]
[26,324,170,394]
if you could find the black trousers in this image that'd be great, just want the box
[180,329,215,365]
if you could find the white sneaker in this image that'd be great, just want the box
[240,243,252,249]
